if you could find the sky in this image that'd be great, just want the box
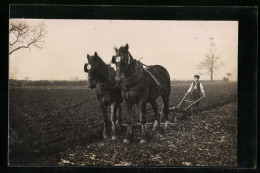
[9,19,238,81]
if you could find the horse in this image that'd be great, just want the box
[84,52,123,140]
[111,44,171,144]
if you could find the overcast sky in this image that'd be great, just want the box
[9,19,238,81]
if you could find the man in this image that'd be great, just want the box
[187,75,206,115]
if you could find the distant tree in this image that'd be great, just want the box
[197,49,223,81]
[9,20,47,55]
[226,73,232,80]
[24,76,30,81]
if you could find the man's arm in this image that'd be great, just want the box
[187,83,193,93]
[200,83,206,97]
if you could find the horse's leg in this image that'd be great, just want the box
[151,100,160,131]
[99,103,109,139]
[123,104,133,144]
[111,102,117,140]
[116,104,122,131]
[140,101,148,143]
[161,93,170,129]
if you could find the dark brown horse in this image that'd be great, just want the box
[111,44,171,144]
[84,52,123,140]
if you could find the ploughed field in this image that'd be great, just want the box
[9,82,237,166]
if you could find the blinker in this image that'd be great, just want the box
[116,57,121,62]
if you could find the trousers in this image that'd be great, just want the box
[192,89,200,114]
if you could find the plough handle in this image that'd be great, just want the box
[177,93,188,108]
[184,96,205,111]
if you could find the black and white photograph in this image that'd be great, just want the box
[8,17,239,167]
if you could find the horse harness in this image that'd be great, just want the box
[121,53,161,91]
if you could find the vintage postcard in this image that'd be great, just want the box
[9,7,239,167]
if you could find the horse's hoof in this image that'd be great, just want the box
[112,136,117,141]
[152,120,159,131]
[164,126,170,130]
[153,126,160,132]
[164,121,171,130]
[123,138,130,144]
[140,139,148,144]
[152,124,159,130]
[140,133,149,144]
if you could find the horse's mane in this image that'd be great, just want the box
[93,56,112,72]
[95,56,117,81]
[94,56,105,65]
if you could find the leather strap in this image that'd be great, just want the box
[145,70,161,86]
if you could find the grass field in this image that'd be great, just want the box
[9,82,237,166]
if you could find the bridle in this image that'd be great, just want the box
[115,51,160,90]
[88,62,112,88]
[115,51,144,87]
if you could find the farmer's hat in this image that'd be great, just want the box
[194,75,200,79]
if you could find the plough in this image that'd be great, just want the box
[121,93,205,127]
[169,93,206,122]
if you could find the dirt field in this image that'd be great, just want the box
[9,82,237,166]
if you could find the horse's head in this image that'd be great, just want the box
[111,43,134,82]
[84,52,106,89]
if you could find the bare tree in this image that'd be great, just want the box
[9,20,47,55]
[197,49,223,81]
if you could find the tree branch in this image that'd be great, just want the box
[197,48,223,80]
[9,41,35,55]
[9,33,20,46]
[9,20,47,55]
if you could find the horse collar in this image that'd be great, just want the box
[122,60,144,86]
